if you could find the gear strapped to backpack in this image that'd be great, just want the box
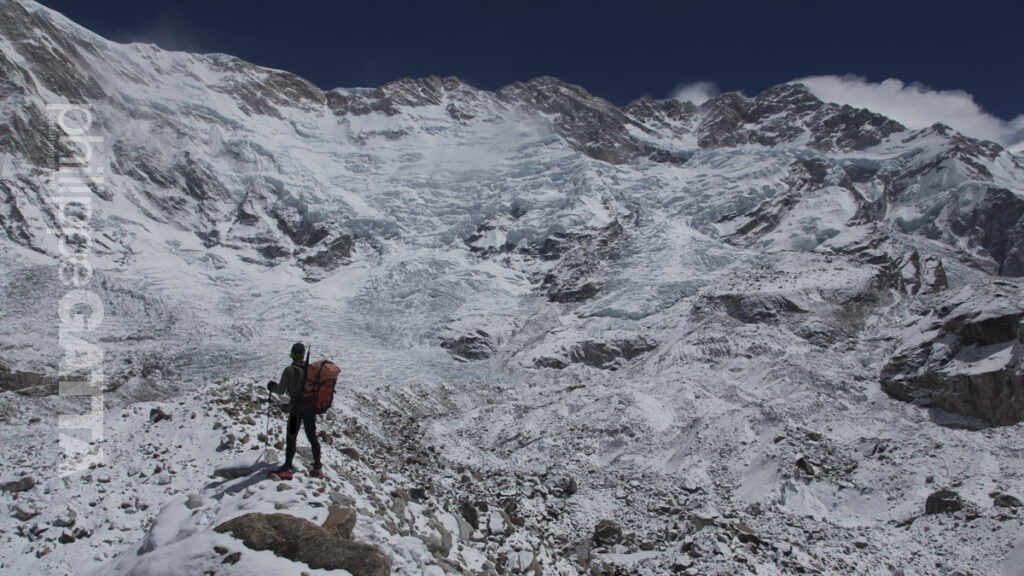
[295,346,340,414]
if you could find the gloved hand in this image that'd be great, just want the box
[267,380,276,392]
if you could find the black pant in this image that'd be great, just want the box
[284,408,321,468]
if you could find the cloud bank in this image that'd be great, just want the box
[798,75,1024,149]
[670,81,719,106]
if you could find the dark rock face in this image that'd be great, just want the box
[925,490,963,515]
[716,293,805,324]
[328,76,449,117]
[881,282,1024,426]
[888,250,949,295]
[533,216,633,304]
[695,84,903,151]
[441,330,496,361]
[567,336,657,370]
[947,186,1024,276]
[215,512,391,576]
[498,76,681,165]
[624,97,697,140]
[0,0,106,102]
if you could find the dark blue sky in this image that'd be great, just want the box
[37,0,1023,120]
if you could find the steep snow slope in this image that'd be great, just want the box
[1,0,1024,574]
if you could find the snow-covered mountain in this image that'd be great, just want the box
[1,0,1023,574]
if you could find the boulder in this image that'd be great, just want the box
[52,507,77,528]
[322,506,357,539]
[593,519,623,547]
[993,494,1023,508]
[487,509,513,537]
[215,512,391,576]
[13,503,40,521]
[546,475,578,497]
[1,476,35,493]
[925,490,963,515]
[460,500,480,530]
[149,407,171,423]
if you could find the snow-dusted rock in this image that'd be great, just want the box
[882,282,1024,426]
[215,512,392,576]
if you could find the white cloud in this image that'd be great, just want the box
[670,81,719,106]
[798,75,1024,149]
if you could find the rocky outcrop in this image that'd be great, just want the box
[441,330,496,361]
[881,282,1024,426]
[714,293,806,324]
[215,512,391,576]
[567,336,658,370]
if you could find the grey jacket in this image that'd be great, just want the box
[272,362,306,400]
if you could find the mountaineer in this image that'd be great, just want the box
[267,342,324,479]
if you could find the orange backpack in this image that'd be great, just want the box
[297,360,340,414]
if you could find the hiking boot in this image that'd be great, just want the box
[309,466,324,479]
[270,465,294,480]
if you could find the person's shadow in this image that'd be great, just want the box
[206,461,279,500]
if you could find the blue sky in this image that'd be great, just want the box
[36,0,1024,140]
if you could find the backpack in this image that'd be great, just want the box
[296,359,340,414]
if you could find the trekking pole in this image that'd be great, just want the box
[254,384,273,466]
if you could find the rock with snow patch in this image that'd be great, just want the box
[13,503,40,521]
[215,512,391,576]
[52,507,76,528]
